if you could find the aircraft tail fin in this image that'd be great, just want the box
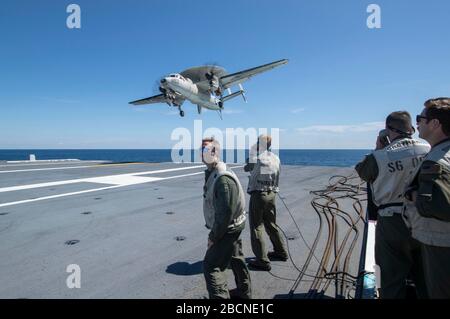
[238,84,247,103]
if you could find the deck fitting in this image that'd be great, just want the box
[65,240,80,245]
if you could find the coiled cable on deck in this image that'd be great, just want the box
[277,174,368,299]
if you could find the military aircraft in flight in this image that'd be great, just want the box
[129,59,288,117]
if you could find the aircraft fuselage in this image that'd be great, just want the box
[162,75,221,110]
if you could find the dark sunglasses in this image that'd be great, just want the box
[416,115,430,123]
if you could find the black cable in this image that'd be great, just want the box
[277,193,325,269]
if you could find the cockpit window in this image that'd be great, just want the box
[168,73,185,80]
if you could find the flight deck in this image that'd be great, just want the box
[0,161,368,299]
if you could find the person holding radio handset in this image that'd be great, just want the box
[355,111,430,299]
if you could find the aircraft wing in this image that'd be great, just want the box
[129,94,166,105]
[220,59,288,89]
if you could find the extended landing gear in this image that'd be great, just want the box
[178,106,185,117]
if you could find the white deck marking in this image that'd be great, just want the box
[0,165,205,193]
[157,171,204,181]
[0,172,201,208]
[0,161,104,168]
[0,162,157,173]
[84,175,161,186]
[0,185,122,208]
[0,165,106,174]
[0,165,243,208]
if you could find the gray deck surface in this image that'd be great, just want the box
[0,161,366,299]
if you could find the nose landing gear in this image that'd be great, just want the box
[178,106,185,117]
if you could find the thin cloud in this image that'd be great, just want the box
[222,108,244,115]
[297,122,384,134]
[40,97,79,104]
[291,108,306,114]
[164,110,180,116]
[132,107,152,113]
[130,105,178,115]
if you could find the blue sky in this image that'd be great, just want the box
[1,0,449,149]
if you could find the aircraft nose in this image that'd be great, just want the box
[160,78,167,84]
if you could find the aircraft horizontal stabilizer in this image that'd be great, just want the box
[222,90,245,102]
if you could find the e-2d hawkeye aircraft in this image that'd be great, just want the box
[129,59,288,117]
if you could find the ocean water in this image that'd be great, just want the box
[0,149,370,167]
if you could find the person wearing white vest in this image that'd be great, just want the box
[244,135,287,272]
[404,98,450,299]
[356,111,430,299]
[201,138,251,299]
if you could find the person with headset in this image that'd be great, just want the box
[355,111,430,299]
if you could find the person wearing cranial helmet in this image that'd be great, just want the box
[355,111,430,299]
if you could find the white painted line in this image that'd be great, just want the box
[0,185,122,208]
[156,171,204,181]
[0,179,87,192]
[0,161,105,168]
[0,172,193,208]
[85,175,161,186]
[0,165,243,208]
[0,165,205,193]
[0,165,105,174]
[117,165,206,177]
[6,159,81,164]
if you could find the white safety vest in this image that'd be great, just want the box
[403,140,450,247]
[371,138,430,217]
[203,162,246,230]
[247,151,280,194]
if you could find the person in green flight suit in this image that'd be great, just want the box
[201,137,251,299]
[244,135,288,272]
